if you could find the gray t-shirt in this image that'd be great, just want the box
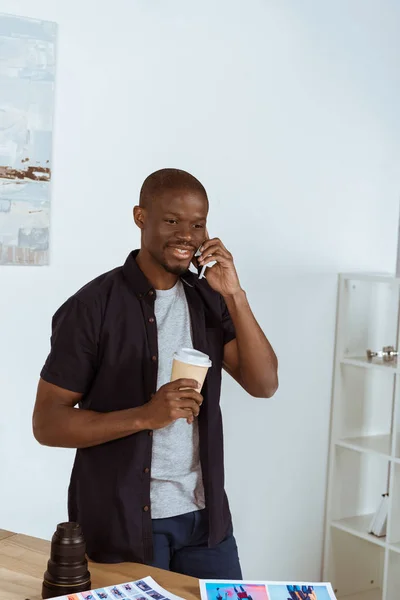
[150,280,206,519]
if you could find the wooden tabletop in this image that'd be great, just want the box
[0,529,200,600]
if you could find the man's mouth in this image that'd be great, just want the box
[167,246,194,260]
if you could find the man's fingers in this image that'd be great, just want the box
[175,398,201,416]
[200,237,228,254]
[171,407,195,424]
[170,378,201,390]
[199,245,230,261]
[175,389,203,406]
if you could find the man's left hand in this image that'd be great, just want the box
[197,237,242,298]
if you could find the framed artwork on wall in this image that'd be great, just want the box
[0,12,57,265]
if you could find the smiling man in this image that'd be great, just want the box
[32,168,278,578]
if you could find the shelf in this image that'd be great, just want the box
[393,434,400,463]
[386,550,400,600]
[331,515,386,548]
[340,273,398,284]
[389,542,400,554]
[336,435,392,458]
[325,275,399,600]
[341,357,397,372]
[326,529,385,600]
[388,462,400,546]
[339,590,382,600]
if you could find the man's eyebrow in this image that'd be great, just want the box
[163,211,207,220]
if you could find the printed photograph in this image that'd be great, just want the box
[136,581,153,592]
[94,590,110,599]
[267,584,333,600]
[121,584,140,597]
[110,586,126,598]
[203,583,269,600]
[81,593,96,600]
[146,590,165,600]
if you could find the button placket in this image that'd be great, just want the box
[138,286,157,526]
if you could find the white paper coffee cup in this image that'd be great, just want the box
[171,348,212,391]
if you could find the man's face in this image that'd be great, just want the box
[136,188,209,275]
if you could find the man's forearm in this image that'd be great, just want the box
[33,404,149,449]
[224,289,278,397]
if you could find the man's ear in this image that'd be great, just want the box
[133,205,146,230]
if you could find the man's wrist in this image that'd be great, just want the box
[131,405,152,433]
[223,288,247,304]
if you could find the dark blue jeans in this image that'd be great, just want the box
[150,509,242,579]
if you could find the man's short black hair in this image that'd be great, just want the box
[139,168,208,208]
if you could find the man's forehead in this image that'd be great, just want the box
[153,189,208,214]
[158,188,207,202]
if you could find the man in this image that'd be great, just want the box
[33,168,278,578]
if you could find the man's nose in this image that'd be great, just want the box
[175,224,193,241]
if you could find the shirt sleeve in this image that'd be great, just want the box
[221,295,236,346]
[40,296,99,394]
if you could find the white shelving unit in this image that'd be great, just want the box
[323,274,400,600]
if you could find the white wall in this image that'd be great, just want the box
[1,0,399,581]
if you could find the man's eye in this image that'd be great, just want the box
[166,219,178,225]
[193,224,205,229]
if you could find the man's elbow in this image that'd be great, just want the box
[264,376,279,398]
[248,372,279,399]
[32,421,45,445]
[32,414,52,447]
[254,381,278,399]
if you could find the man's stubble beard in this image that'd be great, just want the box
[161,261,189,276]
[150,247,189,277]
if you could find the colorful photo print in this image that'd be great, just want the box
[136,581,152,592]
[81,593,96,600]
[94,590,110,599]
[267,585,332,600]
[110,586,126,598]
[203,583,269,600]
[121,585,138,597]
[146,591,165,600]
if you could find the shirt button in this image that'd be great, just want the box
[148,290,154,296]
[144,467,150,474]
[151,355,157,362]
[148,317,155,323]
[143,505,150,512]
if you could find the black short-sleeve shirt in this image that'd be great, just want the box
[40,250,236,563]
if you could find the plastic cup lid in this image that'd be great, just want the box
[173,348,212,368]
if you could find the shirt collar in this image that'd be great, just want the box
[122,250,198,297]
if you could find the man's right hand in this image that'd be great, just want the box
[32,378,203,449]
[139,379,203,430]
